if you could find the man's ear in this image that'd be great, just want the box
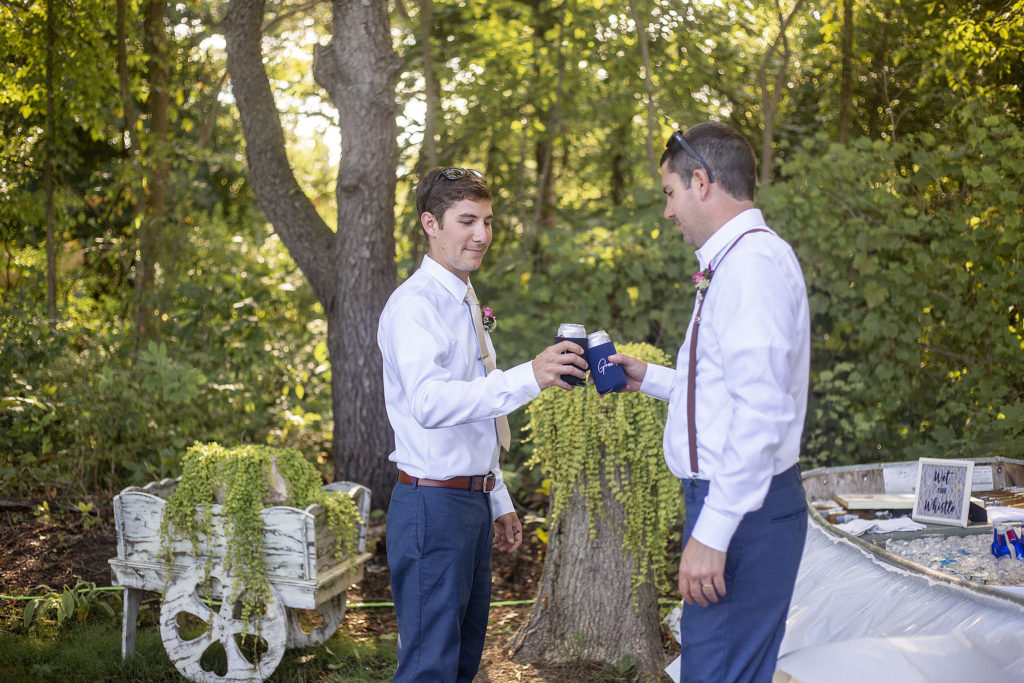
[692,169,713,199]
[421,211,439,239]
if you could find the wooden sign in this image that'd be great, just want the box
[911,458,974,527]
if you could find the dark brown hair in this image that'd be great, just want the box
[415,168,492,234]
[660,122,757,201]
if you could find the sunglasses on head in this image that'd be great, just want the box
[666,131,716,184]
[424,167,486,206]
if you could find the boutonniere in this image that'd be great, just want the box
[481,305,497,333]
[692,268,713,301]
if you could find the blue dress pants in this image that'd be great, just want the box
[680,465,807,683]
[386,480,493,682]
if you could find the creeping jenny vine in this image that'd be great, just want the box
[525,341,678,598]
[159,442,360,625]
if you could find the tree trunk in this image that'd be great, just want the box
[629,0,660,185]
[526,0,565,257]
[609,118,631,206]
[225,0,401,509]
[135,0,170,343]
[868,10,889,139]
[838,0,854,144]
[419,0,439,170]
[510,478,666,674]
[44,0,57,325]
[757,0,805,186]
[116,0,139,156]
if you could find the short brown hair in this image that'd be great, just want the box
[415,168,491,233]
[660,122,756,201]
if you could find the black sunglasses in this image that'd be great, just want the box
[666,131,716,184]
[424,167,486,206]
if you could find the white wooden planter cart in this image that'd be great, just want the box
[108,478,373,682]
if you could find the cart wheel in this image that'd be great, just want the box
[286,590,348,649]
[159,565,287,682]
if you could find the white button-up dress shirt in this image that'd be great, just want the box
[377,256,540,518]
[640,209,810,552]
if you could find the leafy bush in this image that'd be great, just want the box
[0,218,332,496]
[761,103,1024,467]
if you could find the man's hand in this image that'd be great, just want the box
[678,537,726,607]
[532,341,587,390]
[493,511,523,552]
[606,353,647,392]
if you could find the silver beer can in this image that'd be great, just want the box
[587,329,612,347]
[557,323,587,339]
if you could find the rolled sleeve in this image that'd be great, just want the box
[640,362,675,401]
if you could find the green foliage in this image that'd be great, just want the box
[601,653,638,682]
[20,581,118,631]
[2,0,1023,502]
[0,214,331,496]
[159,443,360,625]
[761,104,1024,467]
[525,342,677,597]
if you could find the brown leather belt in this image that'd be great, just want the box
[398,470,496,492]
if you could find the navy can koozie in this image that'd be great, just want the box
[556,323,588,387]
[586,329,627,396]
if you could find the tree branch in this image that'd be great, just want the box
[224,0,335,302]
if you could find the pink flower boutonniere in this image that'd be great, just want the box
[692,268,713,302]
[481,305,497,333]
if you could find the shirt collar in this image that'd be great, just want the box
[421,255,472,303]
[695,208,767,271]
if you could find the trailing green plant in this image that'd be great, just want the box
[159,443,360,625]
[525,342,676,597]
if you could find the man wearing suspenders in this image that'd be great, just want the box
[612,122,811,682]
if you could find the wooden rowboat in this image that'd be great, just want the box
[775,457,1024,682]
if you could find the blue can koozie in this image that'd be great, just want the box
[586,330,627,396]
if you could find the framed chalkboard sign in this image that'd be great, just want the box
[911,458,975,527]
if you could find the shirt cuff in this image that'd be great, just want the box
[639,362,674,401]
[691,504,742,553]
[489,484,515,519]
[506,360,542,402]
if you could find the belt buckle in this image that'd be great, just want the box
[476,472,496,492]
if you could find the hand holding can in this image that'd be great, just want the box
[556,323,588,387]
[586,329,627,395]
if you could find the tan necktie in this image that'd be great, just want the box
[466,285,512,452]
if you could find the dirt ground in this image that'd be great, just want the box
[0,495,674,681]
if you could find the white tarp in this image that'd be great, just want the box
[777,522,1024,682]
[664,521,1024,682]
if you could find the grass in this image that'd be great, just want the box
[0,613,398,682]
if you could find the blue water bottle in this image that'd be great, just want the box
[586,329,627,396]
[992,527,1011,559]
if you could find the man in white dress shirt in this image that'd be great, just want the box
[377,167,586,682]
[611,123,810,682]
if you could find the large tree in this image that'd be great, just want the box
[224,0,401,506]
